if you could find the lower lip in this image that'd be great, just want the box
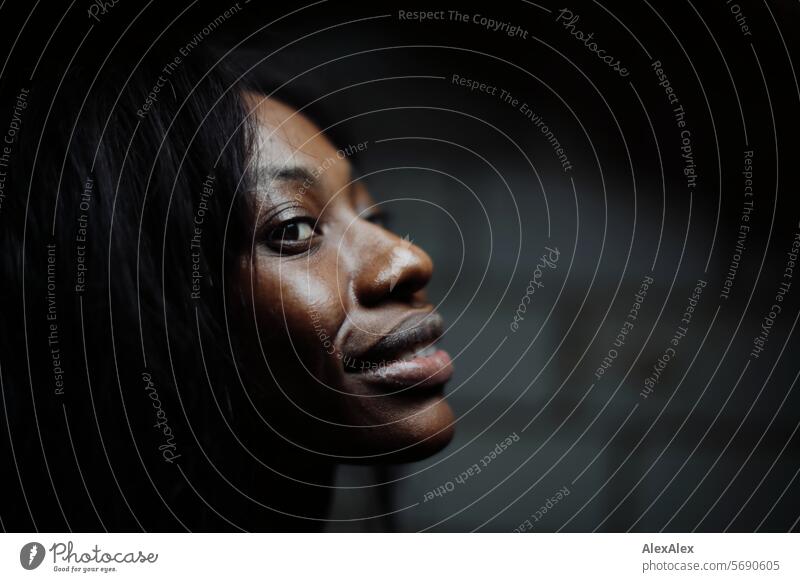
[354,349,454,389]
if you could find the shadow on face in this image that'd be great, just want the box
[233,93,455,462]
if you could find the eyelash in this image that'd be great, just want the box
[261,209,393,255]
[264,216,321,254]
[365,210,392,230]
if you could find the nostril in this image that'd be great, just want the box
[385,273,427,302]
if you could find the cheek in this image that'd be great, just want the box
[245,252,347,370]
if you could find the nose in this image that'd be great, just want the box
[351,223,433,306]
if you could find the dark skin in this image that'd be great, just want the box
[234,93,455,481]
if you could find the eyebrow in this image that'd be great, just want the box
[251,160,358,211]
[255,165,318,187]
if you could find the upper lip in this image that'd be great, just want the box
[343,311,444,370]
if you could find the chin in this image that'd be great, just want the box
[266,375,456,461]
[340,394,456,463]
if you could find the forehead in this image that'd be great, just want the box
[243,92,352,189]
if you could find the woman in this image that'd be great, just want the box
[0,17,454,531]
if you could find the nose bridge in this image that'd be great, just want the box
[348,221,433,305]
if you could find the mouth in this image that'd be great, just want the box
[343,311,454,389]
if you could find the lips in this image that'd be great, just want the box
[342,311,454,388]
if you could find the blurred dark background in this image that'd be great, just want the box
[3,0,800,531]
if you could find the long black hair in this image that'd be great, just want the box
[0,3,335,531]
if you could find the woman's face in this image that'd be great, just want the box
[235,93,455,461]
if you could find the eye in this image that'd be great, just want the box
[365,210,392,231]
[267,217,319,245]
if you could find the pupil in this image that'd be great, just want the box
[284,224,298,240]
